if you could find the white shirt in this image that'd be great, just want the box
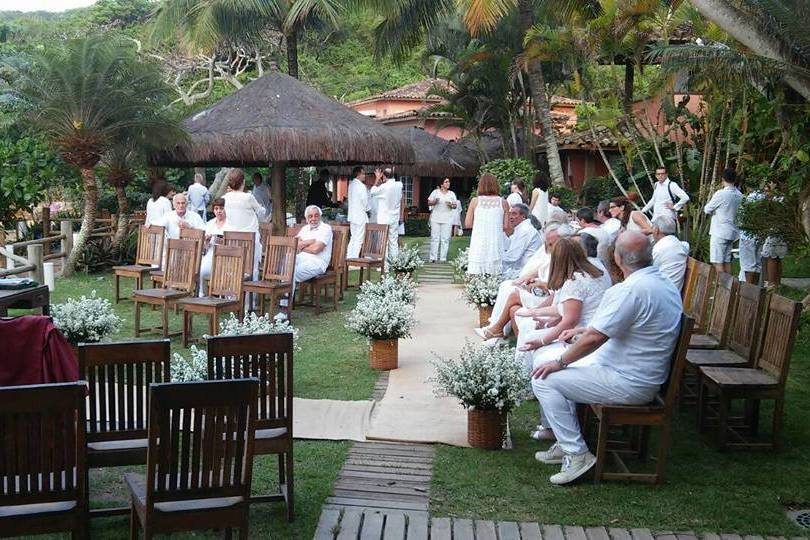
[704,185,743,241]
[600,218,621,242]
[223,191,266,233]
[579,226,611,268]
[145,196,172,226]
[156,210,206,239]
[641,178,690,220]
[518,245,549,281]
[552,260,612,327]
[506,192,523,208]
[503,219,542,273]
[531,189,548,224]
[370,178,403,225]
[296,222,333,271]
[589,265,683,387]
[652,234,690,290]
[187,183,210,214]
[204,218,227,250]
[347,177,370,224]
[252,183,272,219]
[428,189,458,224]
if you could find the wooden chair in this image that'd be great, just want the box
[113,225,164,303]
[689,272,739,349]
[150,227,204,289]
[344,223,388,287]
[685,261,715,334]
[78,339,171,518]
[243,236,298,317]
[125,379,258,540]
[224,231,256,280]
[133,238,197,338]
[330,223,350,299]
[681,256,698,306]
[697,294,802,450]
[297,228,348,315]
[259,222,274,269]
[179,244,245,348]
[207,333,294,521]
[0,382,87,539]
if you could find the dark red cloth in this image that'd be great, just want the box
[0,315,79,386]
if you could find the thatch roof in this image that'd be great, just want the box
[151,70,415,168]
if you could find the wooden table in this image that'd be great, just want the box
[0,285,50,317]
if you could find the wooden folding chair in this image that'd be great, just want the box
[133,238,197,338]
[179,244,245,348]
[0,382,87,538]
[125,379,258,539]
[685,261,715,334]
[243,236,298,317]
[113,225,164,303]
[207,333,294,521]
[344,223,388,287]
[298,228,348,315]
[690,272,739,349]
[78,339,171,518]
[697,294,802,451]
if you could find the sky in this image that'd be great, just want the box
[0,0,97,12]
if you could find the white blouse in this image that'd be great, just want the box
[145,196,172,226]
[428,189,458,224]
[551,259,612,327]
[223,191,266,233]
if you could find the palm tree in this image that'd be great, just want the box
[20,36,184,275]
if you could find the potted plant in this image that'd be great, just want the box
[52,291,123,355]
[431,342,530,449]
[388,245,424,278]
[346,277,417,370]
[171,312,300,381]
[462,273,500,327]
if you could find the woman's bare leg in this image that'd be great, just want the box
[487,290,522,334]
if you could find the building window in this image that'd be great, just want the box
[401,175,414,207]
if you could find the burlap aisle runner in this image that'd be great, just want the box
[293,397,374,442]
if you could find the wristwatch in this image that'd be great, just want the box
[555,356,566,369]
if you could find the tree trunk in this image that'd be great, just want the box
[64,167,98,276]
[689,0,810,101]
[112,183,129,252]
[271,161,288,235]
[209,167,231,199]
[623,59,635,114]
[517,0,566,187]
[286,30,299,79]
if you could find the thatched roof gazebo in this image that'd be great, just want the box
[152,68,415,233]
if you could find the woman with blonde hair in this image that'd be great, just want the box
[465,173,509,275]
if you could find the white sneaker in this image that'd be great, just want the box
[549,451,597,485]
[534,442,564,464]
[530,426,556,441]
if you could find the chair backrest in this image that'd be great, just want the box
[754,294,802,384]
[329,229,349,272]
[136,225,165,267]
[681,256,698,306]
[686,261,715,332]
[224,231,255,275]
[164,238,198,292]
[259,222,273,247]
[209,244,245,299]
[261,237,298,282]
[206,333,293,432]
[705,272,739,346]
[0,382,86,507]
[728,282,768,361]
[360,224,389,259]
[144,380,258,508]
[79,339,171,443]
[286,224,303,237]
[661,314,695,411]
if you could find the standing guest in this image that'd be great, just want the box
[251,172,272,222]
[427,178,458,262]
[704,168,743,274]
[452,197,464,237]
[294,205,333,284]
[547,193,568,223]
[610,197,652,234]
[507,180,526,208]
[370,168,404,263]
[502,204,542,274]
[762,234,788,288]
[576,207,610,269]
[187,173,210,221]
[307,168,337,208]
[641,166,690,221]
[346,166,370,259]
[466,173,509,275]
[223,168,266,279]
[145,181,172,226]
[199,198,227,295]
[596,200,621,242]
[738,190,765,284]
[531,231,682,485]
[651,214,690,290]
[528,174,549,226]
[155,192,206,239]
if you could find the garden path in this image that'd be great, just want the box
[417,243,455,284]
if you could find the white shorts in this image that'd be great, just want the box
[738,232,762,273]
[709,236,734,264]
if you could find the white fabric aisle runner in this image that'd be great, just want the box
[366,283,478,447]
[293,397,374,442]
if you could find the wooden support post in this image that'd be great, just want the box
[27,244,44,284]
[60,220,73,271]
[271,161,288,236]
[41,206,51,255]
[0,228,5,268]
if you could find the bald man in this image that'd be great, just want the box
[156,193,206,239]
[529,231,683,485]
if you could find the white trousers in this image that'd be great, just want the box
[347,221,366,260]
[429,221,452,261]
[490,281,519,332]
[532,364,657,455]
[386,222,399,266]
[294,253,327,286]
[199,251,214,296]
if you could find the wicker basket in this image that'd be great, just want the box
[369,338,398,370]
[478,305,493,327]
[467,409,505,449]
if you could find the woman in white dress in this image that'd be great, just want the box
[528,175,549,226]
[465,173,509,275]
[145,182,172,226]
[222,169,267,279]
[506,179,526,208]
[610,196,652,235]
[199,198,227,295]
[427,178,458,262]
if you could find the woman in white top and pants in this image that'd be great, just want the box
[145,182,172,226]
[427,178,458,262]
[222,169,267,279]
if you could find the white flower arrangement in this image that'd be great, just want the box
[357,274,417,305]
[450,247,469,278]
[461,273,501,307]
[52,291,122,344]
[345,275,417,340]
[430,341,531,412]
[388,245,425,273]
[171,312,300,382]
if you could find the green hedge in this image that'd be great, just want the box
[405,217,430,237]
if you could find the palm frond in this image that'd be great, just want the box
[371,0,455,60]
[462,0,517,36]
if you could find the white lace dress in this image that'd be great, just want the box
[467,195,505,275]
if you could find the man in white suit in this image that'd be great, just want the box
[346,166,370,259]
[371,167,404,265]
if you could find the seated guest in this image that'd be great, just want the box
[294,205,333,284]
[199,198,227,295]
[596,200,621,241]
[155,192,206,238]
[651,214,690,290]
[610,197,652,235]
[547,194,568,223]
[575,207,610,270]
[503,203,542,275]
[531,231,682,485]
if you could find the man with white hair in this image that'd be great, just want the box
[294,205,333,284]
[531,231,683,485]
[156,192,206,239]
[651,214,690,290]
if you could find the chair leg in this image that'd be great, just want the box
[129,505,138,540]
[134,301,141,337]
[333,281,338,311]
[315,284,322,316]
[210,310,218,336]
[717,393,730,451]
[285,451,294,522]
[182,309,190,348]
[696,377,707,433]
[773,397,784,451]
[655,422,671,484]
[161,303,169,338]
[593,416,608,483]
[240,515,250,540]
[114,274,121,304]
